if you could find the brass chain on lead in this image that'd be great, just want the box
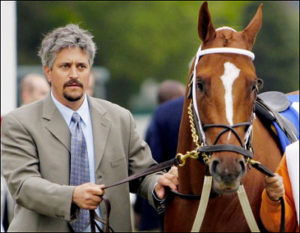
[176,101,211,167]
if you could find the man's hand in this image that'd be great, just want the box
[155,166,178,199]
[72,183,105,209]
[264,173,285,201]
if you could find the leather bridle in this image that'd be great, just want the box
[198,122,254,160]
[171,38,285,232]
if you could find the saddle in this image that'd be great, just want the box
[255,91,298,153]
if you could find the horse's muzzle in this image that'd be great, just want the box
[209,156,246,194]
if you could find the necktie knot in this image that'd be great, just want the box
[72,112,81,124]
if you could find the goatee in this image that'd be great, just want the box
[63,93,83,102]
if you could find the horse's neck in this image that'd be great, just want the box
[177,99,207,194]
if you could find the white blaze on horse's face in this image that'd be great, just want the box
[220,62,240,139]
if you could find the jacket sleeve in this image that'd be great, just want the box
[260,155,298,232]
[125,110,163,208]
[1,113,75,221]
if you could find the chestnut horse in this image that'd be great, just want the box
[164,2,282,232]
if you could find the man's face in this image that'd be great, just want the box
[44,46,90,108]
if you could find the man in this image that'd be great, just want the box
[260,140,299,232]
[1,24,178,232]
[145,96,184,163]
[146,80,185,165]
[20,73,50,105]
[134,80,185,231]
[156,80,185,104]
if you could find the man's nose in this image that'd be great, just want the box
[69,66,79,79]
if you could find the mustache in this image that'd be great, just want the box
[63,80,83,88]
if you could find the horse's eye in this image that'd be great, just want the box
[197,80,204,92]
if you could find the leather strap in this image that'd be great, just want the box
[190,176,212,232]
[90,197,114,233]
[198,145,254,158]
[237,185,260,232]
[88,147,284,232]
[104,157,179,190]
[90,157,179,232]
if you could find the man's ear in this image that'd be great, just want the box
[43,66,52,83]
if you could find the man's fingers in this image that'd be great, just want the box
[159,174,178,190]
[169,166,178,177]
[73,183,106,209]
[93,186,105,196]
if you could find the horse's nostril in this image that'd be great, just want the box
[211,159,220,174]
[239,159,246,174]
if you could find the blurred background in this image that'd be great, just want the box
[2,1,299,116]
[2,1,299,113]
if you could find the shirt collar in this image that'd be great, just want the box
[50,91,90,127]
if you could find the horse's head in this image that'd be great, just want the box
[191,2,263,194]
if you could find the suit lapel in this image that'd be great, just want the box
[42,95,111,171]
[88,97,111,171]
[42,95,71,152]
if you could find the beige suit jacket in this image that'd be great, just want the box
[1,95,161,232]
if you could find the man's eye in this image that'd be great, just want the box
[61,64,70,68]
[78,64,87,69]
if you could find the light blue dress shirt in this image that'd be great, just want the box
[51,92,102,231]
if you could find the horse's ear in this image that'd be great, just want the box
[242,4,263,49]
[198,1,216,43]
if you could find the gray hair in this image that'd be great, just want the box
[38,24,97,68]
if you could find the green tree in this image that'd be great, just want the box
[17,1,298,110]
[242,1,299,93]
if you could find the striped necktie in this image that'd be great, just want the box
[70,112,90,232]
